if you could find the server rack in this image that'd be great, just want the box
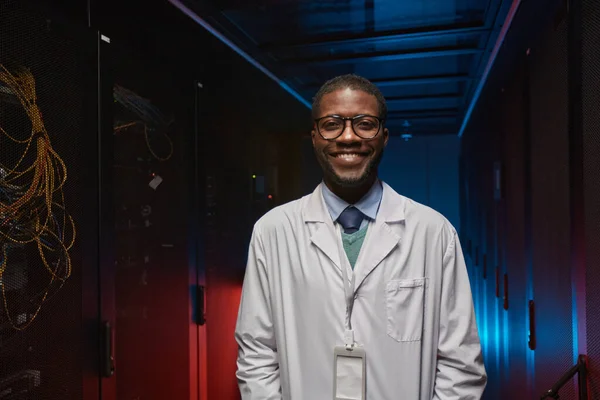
[0,1,102,398]
[0,1,205,399]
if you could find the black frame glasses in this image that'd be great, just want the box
[314,114,385,140]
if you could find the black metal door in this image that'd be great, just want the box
[95,26,202,400]
[0,1,102,399]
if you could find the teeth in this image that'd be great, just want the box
[336,154,361,159]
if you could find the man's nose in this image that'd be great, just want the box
[337,120,360,142]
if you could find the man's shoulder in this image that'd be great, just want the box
[406,197,449,226]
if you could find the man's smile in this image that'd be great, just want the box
[328,151,369,167]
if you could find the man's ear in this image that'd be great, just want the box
[311,128,317,146]
[383,127,389,147]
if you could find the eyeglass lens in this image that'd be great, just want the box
[318,116,380,139]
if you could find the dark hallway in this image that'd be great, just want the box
[0,0,598,399]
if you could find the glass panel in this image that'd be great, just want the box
[110,45,197,399]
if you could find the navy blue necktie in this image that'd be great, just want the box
[338,206,364,234]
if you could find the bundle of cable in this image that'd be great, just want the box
[0,64,75,331]
[113,84,173,161]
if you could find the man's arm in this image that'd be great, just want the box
[433,231,487,400]
[235,228,282,399]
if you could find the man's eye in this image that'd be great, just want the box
[322,121,342,130]
[357,122,375,129]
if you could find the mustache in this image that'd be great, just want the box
[323,142,363,151]
[315,146,384,188]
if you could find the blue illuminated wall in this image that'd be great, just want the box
[300,134,460,231]
[458,0,581,399]
[379,135,460,230]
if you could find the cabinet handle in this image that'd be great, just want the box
[528,300,536,350]
[197,285,206,325]
[503,274,509,310]
[101,321,115,377]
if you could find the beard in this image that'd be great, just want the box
[316,147,384,188]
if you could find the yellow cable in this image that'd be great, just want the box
[0,64,75,330]
[144,124,173,162]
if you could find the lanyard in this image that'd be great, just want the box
[335,223,357,349]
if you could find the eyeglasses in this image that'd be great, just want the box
[314,114,384,140]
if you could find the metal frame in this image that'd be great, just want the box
[567,0,587,366]
[80,27,103,400]
[540,355,589,400]
[387,108,459,119]
[358,74,470,88]
[57,16,106,400]
[96,29,117,400]
[302,74,471,92]
[286,47,481,66]
[261,24,487,51]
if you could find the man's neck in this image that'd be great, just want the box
[324,176,377,204]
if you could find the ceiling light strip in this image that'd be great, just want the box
[457,0,522,138]
[168,0,311,109]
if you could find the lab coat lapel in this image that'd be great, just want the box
[303,182,406,284]
[354,183,405,290]
[303,184,342,272]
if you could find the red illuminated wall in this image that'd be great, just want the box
[199,42,310,399]
[206,271,243,400]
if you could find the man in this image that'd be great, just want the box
[235,74,487,399]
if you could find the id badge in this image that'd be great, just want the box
[333,346,366,400]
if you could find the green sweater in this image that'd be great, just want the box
[341,226,368,269]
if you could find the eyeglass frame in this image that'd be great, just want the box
[313,114,386,141]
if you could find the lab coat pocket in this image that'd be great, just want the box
[385,278,426,342]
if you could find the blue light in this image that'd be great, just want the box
[503,308,510,375]
[168,0,311,110]
[473,263,481,336]
[495,294,500,373]
[482,280,489,360]
[572,276,579,364]
[458,0,522,138]
[493,219,501,373]
[526,299,535,391]
[526,285,535,381]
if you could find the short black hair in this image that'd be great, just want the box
[311,74,388,120]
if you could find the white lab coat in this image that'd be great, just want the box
[235,182,487,399]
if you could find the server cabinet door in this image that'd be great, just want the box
[0,1,101,399]
[97,31,201,400]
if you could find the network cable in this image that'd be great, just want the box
[0,64,75,331]
[113,85,173,161]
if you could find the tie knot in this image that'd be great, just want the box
[338,206,364,234]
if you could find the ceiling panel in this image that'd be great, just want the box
[267,31,482,63]
[387,95,462,111]
[221,0,487,45]
[292,54,475,85]
[378,81,465,98]
[176,0,511,136]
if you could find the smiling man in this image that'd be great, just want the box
[235,74,487,399]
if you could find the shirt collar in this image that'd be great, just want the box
[321,179,383,222]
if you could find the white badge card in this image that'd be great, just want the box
[333,346,366,400]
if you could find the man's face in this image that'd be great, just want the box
[312,88,389,188]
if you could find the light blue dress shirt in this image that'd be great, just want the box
[321,179,384,229]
